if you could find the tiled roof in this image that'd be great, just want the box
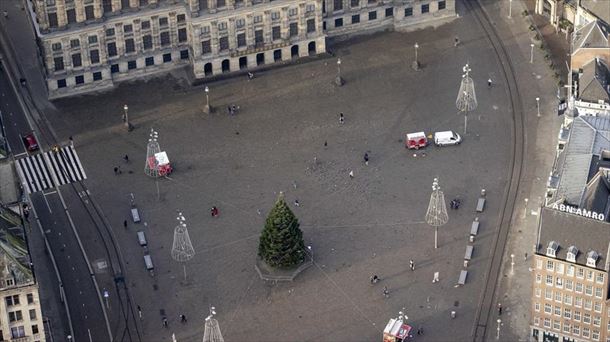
[580,0,610,26]
[537,207,610,271]
[573,20,610,51]
[578,59,610,103]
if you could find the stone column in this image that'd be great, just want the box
[116,23,125,55]
[188,0,200,16]
[210,21,219,55]
[298,3,306,39]
[263,10,272,43]
[280,7,289,38]
[93,0,103,19]
[75,0,85,21]
[129,0,138,8]
[208,0,217,13]
[111,0,121,12]
[227,0,234,10]
[245,14,254,46]
[244,0,252,7]
[228,18,236,50]
[56,0,67,27]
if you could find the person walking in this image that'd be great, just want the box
[339,112,344,124]
[487,78,493,88]
[370,275,380,284]
[180,314,187,323]
[497,303,502,315]
[364,152,369,165]
[123,154,129,163]
[68,136,74,148]
[211,206,219,217]
[123,220,128,229]
[324,141,328,148]
[454,36,460,46]
[137,305,142,320]
[409,259,415,271]
[294,199,300,207]
[162,317,168,328]
[349,170,354,179]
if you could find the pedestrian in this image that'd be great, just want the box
[454,36,460,46]
[349,170,354,179]
[524,252,528,261]
[162,317,168,328]
[410,259,415,271]
[487,78,492,88]
[383,286,389,298]
[114,166,120,175]
[497,303,502,315]
[247,72,254,80]
[227,106,232,115]
[370,275,379,284]
[137,305,142,320]
[364,152,369,165]
[211,206,219,217]
[68,136,74,148]
[123,154,129,163]
[294,199,300,207]
[324,141,328,148]
[3,11,8,18]
[180,314,187,323]
[339,112,344,124]
[417,327,424,335]
[123,220,128,229]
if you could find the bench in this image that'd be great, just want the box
[476,198,486,212]
[131,208,141,223]
[470,219,480,236]
[464,245,473,261]
[457,270,468,285]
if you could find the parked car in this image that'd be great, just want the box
[22,132,39,151]
[434,131,462,146]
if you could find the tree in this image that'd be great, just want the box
[258,194,305,268]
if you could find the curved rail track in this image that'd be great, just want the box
[463,1,527,341]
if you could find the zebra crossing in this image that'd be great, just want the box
[16,145,87,194]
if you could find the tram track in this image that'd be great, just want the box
[463,1,527,341]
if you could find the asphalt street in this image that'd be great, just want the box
[0,28,111,342]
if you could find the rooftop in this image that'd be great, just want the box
[578,58,610,103]
[553,115,610,206]
[537,207,610,271]
[580,0,610,27]
[572,20,610,52]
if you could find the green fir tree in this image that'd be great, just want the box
[258,194,305,268]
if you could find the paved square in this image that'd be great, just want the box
[49,15,515,341]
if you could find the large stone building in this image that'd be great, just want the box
[25,0,455,98]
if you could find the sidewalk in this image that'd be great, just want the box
[480,0,568,340]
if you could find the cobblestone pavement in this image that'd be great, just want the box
[34,2,562,341]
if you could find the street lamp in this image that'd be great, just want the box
[510,254,515,275]
[335,58,345,86]
[530,43,535,63]
[508,0,512,18]
[123,104,134,131]
[412,42,420,71]
[496,319,501,339]
[536,97,540,117]
[203,85,212,114]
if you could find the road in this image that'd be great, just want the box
[0,25,111,342]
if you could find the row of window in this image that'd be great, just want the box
[534,316,601,340]
[535,303,602,326]
[56,51,188,89]
[536,287,604,312]
[8,308,38,322]
[328,0,445,13]
[536,273,604,297]
[538,259,605,283]
[201,19,315,54]
[5,294,36,306]
[9,324,39,339]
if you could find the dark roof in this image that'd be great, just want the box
[537,207,610,271]
[580,168,610,217]
[578,58,610,102]
[580,0,610,26]
[573,20,610,52]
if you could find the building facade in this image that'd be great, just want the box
[27,0,455,98]
[0,282,45,342]
[530,208,610,342]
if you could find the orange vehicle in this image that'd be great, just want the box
[405,132,427,150]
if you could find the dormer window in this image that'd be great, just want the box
[547,241,559,257]
[586,251,599,267]
[567,246,579,263]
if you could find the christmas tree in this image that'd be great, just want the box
[258,193,305,268]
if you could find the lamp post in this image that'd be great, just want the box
[123,104,134,131]
[510,254,515,275]
[412,42,420,71]
[496,319,501,339]
[335,58,345,86]
[536,97,540,117]
[508,0,512,18]
[203,85,212,114]
[530,43,535,63]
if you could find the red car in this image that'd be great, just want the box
[22,132,39,152]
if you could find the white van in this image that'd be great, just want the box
[434,131,462,146]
